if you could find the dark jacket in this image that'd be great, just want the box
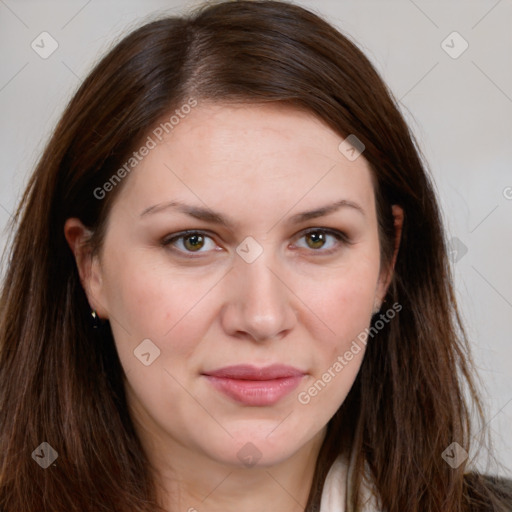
[465,472,512,511]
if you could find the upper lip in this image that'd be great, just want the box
[202,364,305,380]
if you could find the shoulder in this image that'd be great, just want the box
[463,472,512,511]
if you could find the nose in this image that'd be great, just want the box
[220,253,298,342]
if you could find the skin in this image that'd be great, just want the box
[65,103,403,512]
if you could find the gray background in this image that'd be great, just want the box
[1,0,511,476]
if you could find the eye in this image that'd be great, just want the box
[292,228,349,254]
[161,227,350,258]
[162,230,219,255]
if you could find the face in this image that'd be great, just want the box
[71,103,400,470]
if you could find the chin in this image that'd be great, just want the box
[206,429,307,469]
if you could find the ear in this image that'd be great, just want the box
[64,218,109,319]
[374,204,404,312]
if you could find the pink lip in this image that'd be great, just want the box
[202,364,306,406]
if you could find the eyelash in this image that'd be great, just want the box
[161,228,351,258]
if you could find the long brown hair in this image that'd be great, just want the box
[0,1,509,510]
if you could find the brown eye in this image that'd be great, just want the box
[183,234,205,251]
[162,231,217,255]
[294,228,349,254]
[305,231,327,249]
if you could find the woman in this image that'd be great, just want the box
[0,1,510,510]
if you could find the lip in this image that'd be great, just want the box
[202,364,306,406]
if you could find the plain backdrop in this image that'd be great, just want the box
[0,0,511,477]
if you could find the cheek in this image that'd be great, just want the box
[294,246,380,402]
[102,254,210,426]
[294,272,376,418]
[303,253,380,338]
[99,247,210,368]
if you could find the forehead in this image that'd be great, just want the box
[114,102,376,223]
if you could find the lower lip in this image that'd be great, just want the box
[204,375,304,406]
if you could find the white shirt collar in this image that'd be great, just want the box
[319,451,379,512]
[319,455,348,512]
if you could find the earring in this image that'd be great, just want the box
[91,309,102,329]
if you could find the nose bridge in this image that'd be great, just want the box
[221,242,296,341]
[242,251,283,304]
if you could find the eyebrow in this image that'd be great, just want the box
[139,199,365,227]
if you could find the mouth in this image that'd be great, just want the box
[201,364,306,406]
